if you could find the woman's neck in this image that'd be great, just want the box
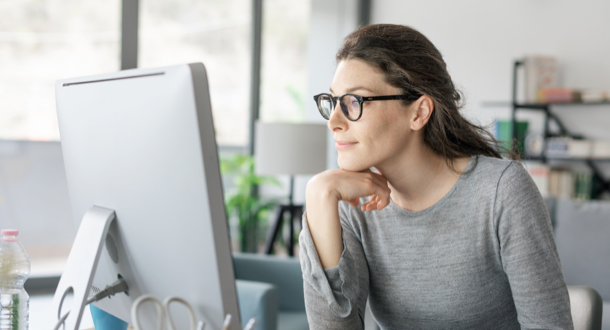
[377,145,470,212]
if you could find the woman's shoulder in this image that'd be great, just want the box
[468,155,525,179]
[468,155,538,198]
[472,154,514,169]
[460,155,532,195]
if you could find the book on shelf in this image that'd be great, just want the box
[495,120,528,154]
[548,169,574,200]
[592,141,610,158]
[545,137,610,159]
[526,163,550,197]
[536,88,580,103]
[573,173,593,201]
[527,163,593,200]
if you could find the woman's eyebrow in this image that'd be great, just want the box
[346,86,375,94]
[329,86,376,95]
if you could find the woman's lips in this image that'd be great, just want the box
[335,140,357,150]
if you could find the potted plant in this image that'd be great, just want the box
[220,153,280,253]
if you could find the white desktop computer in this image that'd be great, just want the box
[51,63,241,329]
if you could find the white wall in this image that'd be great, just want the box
[369,0,610,138]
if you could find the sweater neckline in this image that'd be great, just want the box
[387,155,476,218]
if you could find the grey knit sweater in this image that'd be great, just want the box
[299,156,573,329]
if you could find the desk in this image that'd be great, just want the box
[30,293,95,329]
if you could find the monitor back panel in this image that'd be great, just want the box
[55,63,240,329]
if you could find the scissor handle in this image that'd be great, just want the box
[131,294,166,330]
[163,296,198,330]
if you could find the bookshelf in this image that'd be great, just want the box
[510,60,610,197]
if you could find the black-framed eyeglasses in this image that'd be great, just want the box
[313,92,422,121]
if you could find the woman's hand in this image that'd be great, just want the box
[305,169,391,268]
[314,168,391,211]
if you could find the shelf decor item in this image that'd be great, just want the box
[524,132,544,157]
[524,55,559,103]
[580,89,606,103]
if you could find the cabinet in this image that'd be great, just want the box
[510,60,610,196]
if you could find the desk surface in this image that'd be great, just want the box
[30,293,95,329]
[32,294,136,330]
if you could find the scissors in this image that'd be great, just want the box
[131,294,205,330]
[131,294,257,330]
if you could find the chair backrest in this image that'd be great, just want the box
[553,199,610,301]
[233,253,305,312]
[567,285,603,330]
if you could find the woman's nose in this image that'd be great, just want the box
[328,101,346,131]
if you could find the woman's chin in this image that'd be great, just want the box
[337,158,372,172]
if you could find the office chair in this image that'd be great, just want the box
[568,285,604,330]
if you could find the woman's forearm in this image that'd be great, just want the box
[305,176,344,269]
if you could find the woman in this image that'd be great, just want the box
[299,24,573,329]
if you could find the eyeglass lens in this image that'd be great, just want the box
[318,95,333,118]
[317,94,362,120]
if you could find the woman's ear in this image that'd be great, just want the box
[410,95,434,131]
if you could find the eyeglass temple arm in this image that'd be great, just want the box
[361,95,420,101]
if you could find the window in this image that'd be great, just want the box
[0,0,121,141]
[259,0,310,122]
[139,0,252,147]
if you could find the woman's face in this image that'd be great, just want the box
[329,58,418,172]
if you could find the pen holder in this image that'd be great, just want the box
[90,305,129,330]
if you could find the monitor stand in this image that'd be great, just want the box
[51,206,116,330]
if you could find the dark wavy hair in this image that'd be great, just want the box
[336,24,502,169]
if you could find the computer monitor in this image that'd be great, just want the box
[51,63,241,329]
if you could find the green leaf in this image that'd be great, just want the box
[221,153,282,252]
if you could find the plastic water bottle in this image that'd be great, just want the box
[0,230,30,330]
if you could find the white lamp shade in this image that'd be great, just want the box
[255,122,328,175]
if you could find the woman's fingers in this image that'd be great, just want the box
[360,195,375,211]
[367,173,391,210]
[360,193,391,212]
[375,192,391,209]
[377,197,391,209]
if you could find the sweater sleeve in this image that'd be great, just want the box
[298,205,370,330]
[495,162,574,329]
